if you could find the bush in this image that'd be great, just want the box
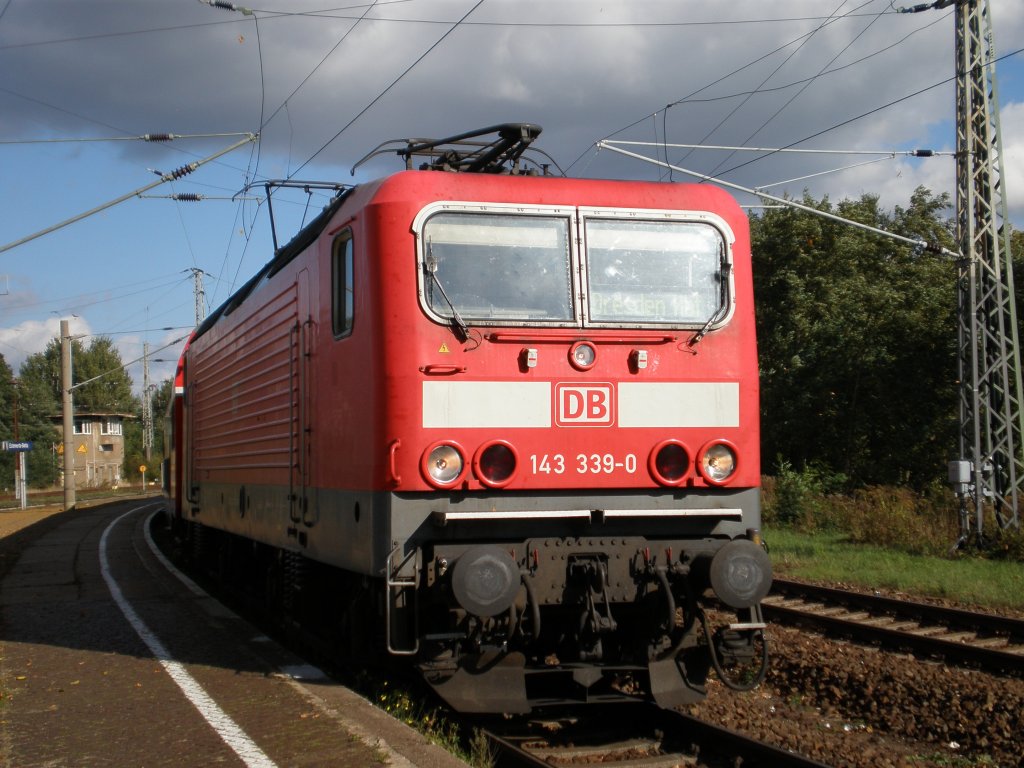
[762,471,974,560]
[839,486,958,557]
[983,525,1024,561]
[761,459,846,529]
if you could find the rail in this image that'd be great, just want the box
[763,578,1024,676]
[479,707,835,768]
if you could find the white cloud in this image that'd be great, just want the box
[0,316,91,376]
[1001,101,1024,224]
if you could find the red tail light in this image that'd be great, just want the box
[473,441,518,488]
[649,440,689,486]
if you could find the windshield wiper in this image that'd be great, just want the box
[687,250,731,348]
[425,241,470,342]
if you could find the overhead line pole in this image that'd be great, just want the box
[142,342,152,462]
[190,267,207,325]
[61,319,75,512]
[944,0,1022,540]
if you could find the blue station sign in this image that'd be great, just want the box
[3,441,33,452]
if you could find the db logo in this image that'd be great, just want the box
[555,383,615,427]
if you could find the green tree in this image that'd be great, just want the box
[122,377,174,484]
[751,187,958,488]
[123,417,145,484]
[16,341,63,487]
[72,336,136,413]
[151,377,173,457]
[1012,228,1024,364]
[18,335,139,487]
[0,354,15,491]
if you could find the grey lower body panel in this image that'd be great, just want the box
[190,482,761,576]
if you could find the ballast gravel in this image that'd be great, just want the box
[688,622,1024,768]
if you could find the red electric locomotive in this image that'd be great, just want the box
[165,125,771,713]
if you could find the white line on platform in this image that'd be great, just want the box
[100,505,277,768]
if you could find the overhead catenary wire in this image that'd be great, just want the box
[84,325,195,337]
[570,2,953,177]
[289,0,485,179]
[2,272,193,314]
[597,140,959,259]
[0,134,257,255]
[668,0,866,181]
[604,140,949,189]
[756,156,902,191]
[699,0,891,181]
[137,193,262,201]
[249,6,909,27]
[70,334,190,392]
[0,131,254,146]
[0,5,915,54]
[712,44,1024,181]
[608,141,951,157]
[4,0,1011,364]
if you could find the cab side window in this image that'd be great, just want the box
[332,231,354,338]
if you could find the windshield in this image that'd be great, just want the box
[417,207,732,329]
[585,219,724,325]
[422,212,574,321]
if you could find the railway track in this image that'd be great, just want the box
[478,706,833,768]
[762,578,1024,675]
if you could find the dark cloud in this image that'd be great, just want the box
[1,0,1021,379]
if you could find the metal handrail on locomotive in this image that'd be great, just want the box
[163,123,772,713]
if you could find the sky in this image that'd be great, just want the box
[1,0,1022,394]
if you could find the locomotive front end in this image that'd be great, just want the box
[377,173,770,712]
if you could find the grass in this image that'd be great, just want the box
[766,527,1024,612]
[363,676,494,768]
[358,671,500,767]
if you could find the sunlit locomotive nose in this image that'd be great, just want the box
[451,546,521,618]
[709,538,773,609]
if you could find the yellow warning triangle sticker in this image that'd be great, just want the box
[438,343,450,353]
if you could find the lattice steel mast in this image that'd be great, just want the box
[944,0,1022,541]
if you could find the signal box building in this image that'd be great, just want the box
[53,412,132,488]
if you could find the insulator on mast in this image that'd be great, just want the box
[165,162,200,181]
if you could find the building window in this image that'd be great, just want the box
[100,420,122,436]
[73,419,92,435]
[100,444,114,453]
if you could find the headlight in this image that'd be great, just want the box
[421,442,466,487]
[568,340,597,371]
[698,440,737,485]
